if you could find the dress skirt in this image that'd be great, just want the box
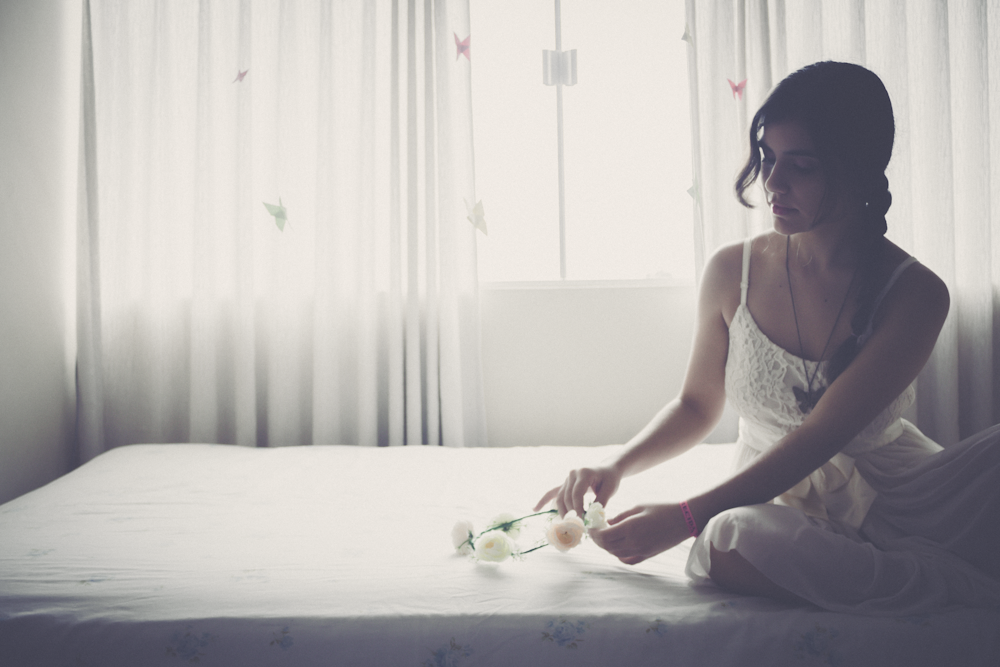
[686,423,1000,615]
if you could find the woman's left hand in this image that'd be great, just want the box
[588,503,691,565]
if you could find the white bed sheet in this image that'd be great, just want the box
[0,443,997,666]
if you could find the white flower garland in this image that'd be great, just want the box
[452,502,609,563]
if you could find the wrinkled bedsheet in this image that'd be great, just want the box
[0,443,996,666]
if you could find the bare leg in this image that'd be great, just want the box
[709,544,811,605]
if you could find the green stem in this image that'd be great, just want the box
[518,543,549,556]
[463,509,559,550]
[477,509,558,538]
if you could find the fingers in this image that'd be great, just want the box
[594,484,612,509]
[533,487,560,512]
[555,472,573,517]
[618,554,647,566]
[568,470,593,517]
[589,506,640,551]
[592,526,646,565]
[607,506,643,526]
[540,466,614,518]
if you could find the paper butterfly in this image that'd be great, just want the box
[464,199,487,235]
[728,78,747,100]
[454,32,470,61]
[233,69,249,83]
[263,198,288,231]
[686,181,701,205]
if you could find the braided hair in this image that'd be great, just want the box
[734,61,896,381]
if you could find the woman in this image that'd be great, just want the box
[536,61,1000,614]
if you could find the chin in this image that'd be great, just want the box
[772,218,802,236]
[772,213,821,237]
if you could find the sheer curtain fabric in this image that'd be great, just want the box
[77,0,487,460]
[685,0,1000,445]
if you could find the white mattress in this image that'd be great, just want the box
[0,443,997,666]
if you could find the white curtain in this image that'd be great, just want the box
[685,0,1000,446]
[77,0,487,460]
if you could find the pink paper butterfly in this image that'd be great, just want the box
[728,78,746,100]
[233,69,249,83]
[454,32,470,61]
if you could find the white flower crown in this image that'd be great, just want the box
[452,502,609,563]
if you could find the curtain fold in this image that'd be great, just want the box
[686,0,999,445]
[77,0,486,458]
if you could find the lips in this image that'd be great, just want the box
[770,202,796,216]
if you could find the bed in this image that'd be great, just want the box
[1,442,997,666]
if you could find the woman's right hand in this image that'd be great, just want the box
[534,465,622,518]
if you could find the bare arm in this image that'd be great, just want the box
[686,264,950,528]
[534,243,740,517]
[592,262,950,565]
[607,245,737,477]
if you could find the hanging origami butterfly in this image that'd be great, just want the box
[728,78,747,100]
[263,198,288,231]
[454,32,470,61]
[464,198,487,235]
[233,69,249,83]
[686,181,701,205]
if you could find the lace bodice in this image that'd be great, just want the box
[725,302,915,456]
[723,239,918,528]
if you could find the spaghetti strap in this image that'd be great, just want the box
[857,256,919,346]
[740,239,752,305]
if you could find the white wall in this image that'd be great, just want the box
[0,0,80,504]
[481,282,737,448]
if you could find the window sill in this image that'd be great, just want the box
[479,278,695,291]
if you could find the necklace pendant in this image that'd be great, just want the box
[793,386,826,414]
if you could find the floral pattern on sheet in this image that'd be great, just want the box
[541,619,587,648]
[646,619,669,637]
[421,637,472,667]
[270,626,293,650]
[793,624,842,666]
[165,625,215,662]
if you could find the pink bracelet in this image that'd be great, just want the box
[680,501,699,538]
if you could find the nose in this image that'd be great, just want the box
[763,162,788,196]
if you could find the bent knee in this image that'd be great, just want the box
[708,544,808,605]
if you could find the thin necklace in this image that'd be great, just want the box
[786,236,857,414]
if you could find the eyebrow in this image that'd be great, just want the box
[758,139,819,158]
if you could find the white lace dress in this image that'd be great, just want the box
[685,239,1000,615]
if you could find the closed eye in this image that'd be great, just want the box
[791,159,819,174]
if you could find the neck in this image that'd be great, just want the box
[788,216,870,273]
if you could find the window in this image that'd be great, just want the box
[470,0,694,283]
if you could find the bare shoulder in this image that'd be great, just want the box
[700,239,747,325]
[877,243,950,329]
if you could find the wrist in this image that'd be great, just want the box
[682,495,716,537]
[679,500,700,537]
[603,454,629,480]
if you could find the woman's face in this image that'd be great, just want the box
[759,121,828,235]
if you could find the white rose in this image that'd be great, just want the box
[489,512,522,540]
[452,520,475,555]
[546,512,586,552]
[474,530,514,562]
[584,502,608,531]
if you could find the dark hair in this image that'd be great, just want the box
[734,61,896,381]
